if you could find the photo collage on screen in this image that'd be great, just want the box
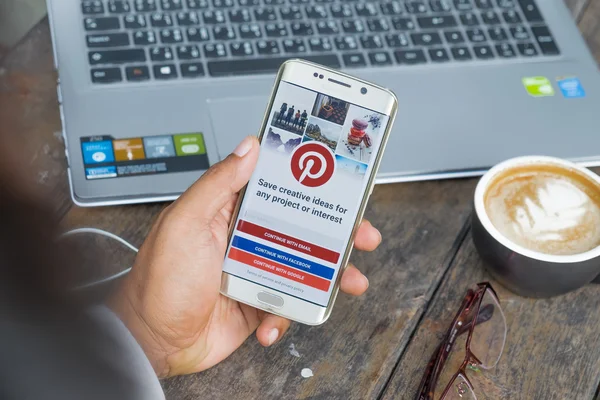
[265,82,387,179]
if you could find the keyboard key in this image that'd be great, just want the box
[368,18,391,32]
[342,20,366,34]
[331,4,353,18]
[126,65,151,81]
[87,33,130,48]
[265,22,287,37]
[89,49,146,65]
[187,0,209,8]
[264,0,284,4]
[213,26,236,40]
[133,30,157,45]
[392,17,416,30]
[517,42,538,56]
[280,6,303,20]
[204,43,228,57]
[239,23,262,38]
[181,62,205,77]
[335,36,359,51]
[502,10,520,24]
[418,15,457,29]
[361,35,384,49]
[230,41,254,56]
[510,26,530,40]
[213,0,234,6]
[135,0,157,11]
[177,45,201,59]
[161,0,184,10]
[343,53,367,67]
[411,32,442,46]
[309,37,333,52]
[154,64,178,79]
[481,10,501,24]
[255,7,277,21]
[207,54,341,77]
[150,13,173,27]
[430,0,452,12]
[124,15,147,29]
[444,30,465,43]
[316,21,339,35]
[429,48,450,62]
[108,0,131,13]
[451,46,472,60]
[459,12,479,26]
[453,0,473,11]
[381,2,404,15]
[82,1,105,14]
[177,11,200,25]
[395,49,427,64]
[229,9,251,22]
[497,0,516,7]
[518,0,543,22]
[355,3,379,17]
[488,27,508,41]
[473,45,494,59]
[187,27,210,41]
[203,10,226,24]
[84,17,121,31]
[475,0,493,8]
[282,38,307,53]
[386,33,410,47]
[239,0,260,5]
[405,1,428,13]
[91,67,122,83]
[495,42,516,57]
[160,28,184,43]
[305,5,328,19]
[256,40,280,55]
[369,51,393,66]
[291,22,313,36]
[531,26,560,55]
[466,28,486,42]
[150,46,174,61]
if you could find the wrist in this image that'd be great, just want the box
[107,285,171,378]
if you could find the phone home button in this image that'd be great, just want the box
[257,291,284,308]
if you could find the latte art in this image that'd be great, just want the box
[484,164,600,256]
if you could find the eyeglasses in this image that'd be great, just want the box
[417,282,507,400]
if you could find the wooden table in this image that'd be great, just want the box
[1,1,599,398]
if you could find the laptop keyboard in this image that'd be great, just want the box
[82,0,560,83]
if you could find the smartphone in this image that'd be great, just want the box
[220,60,398,325]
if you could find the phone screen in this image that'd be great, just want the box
[222,80,391,307]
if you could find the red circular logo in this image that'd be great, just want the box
[290,142,335,187]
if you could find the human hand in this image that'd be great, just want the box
[108,136,382,378]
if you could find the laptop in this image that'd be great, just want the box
[47,0,600,206]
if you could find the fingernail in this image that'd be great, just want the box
[376,228,382,244]
[233,136,253,157]
[267,328,279,346]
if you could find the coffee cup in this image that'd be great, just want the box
[472,156,600,298]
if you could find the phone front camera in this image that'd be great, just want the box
[361,87,368,95]
[319,74,324,79]
[313,72,318,78]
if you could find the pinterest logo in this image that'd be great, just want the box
[290,142,335,187]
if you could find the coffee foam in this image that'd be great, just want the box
[484,164,600,256]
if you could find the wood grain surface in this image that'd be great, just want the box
[1,1,599,399]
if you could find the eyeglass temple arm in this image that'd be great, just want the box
[415,302,495,399]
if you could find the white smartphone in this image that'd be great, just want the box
[220,60,398,325]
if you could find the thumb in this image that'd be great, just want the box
[173,136,260,220]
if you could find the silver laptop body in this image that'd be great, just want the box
[47,0,600,206]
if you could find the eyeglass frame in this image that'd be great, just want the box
[416,282,502,400]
